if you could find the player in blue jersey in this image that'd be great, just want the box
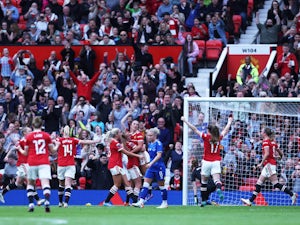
[132,127,168,208]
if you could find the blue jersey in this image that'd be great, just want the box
[148,140,164,169]
[145,140,166,181]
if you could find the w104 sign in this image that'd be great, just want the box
[228,45,273,55]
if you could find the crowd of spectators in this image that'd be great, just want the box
[0,0,299,193]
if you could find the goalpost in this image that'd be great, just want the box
[182,97,300,206]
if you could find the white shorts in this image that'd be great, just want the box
[28,165,51,180]
[123,166,130,180]
[57,165,76,180]
[139,151,150,166]
[110,166,125,176]
[128,165,142,180]
[16,163,29,178]
[261,163,277,178]
[201,160,221,177]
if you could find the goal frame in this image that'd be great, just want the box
[182,97,300,205]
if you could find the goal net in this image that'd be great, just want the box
[182,97,300,206]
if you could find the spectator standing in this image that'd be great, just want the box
[236,56,259,86]
[157,0,173,22]
[79,43,97,79]
[2,0,19,23]
[169,168,183,190]
[267,0,282,24]
[23,2,40,29]
[179,31,199,77]
[274,43,299,77]
[256,11,281,44]
[48,0,63,16]
[69,69,100,102]
[86,153,113,190]
[0,48,14,80]
[208,13,227,46]
[109,99,127,129]
[42,97,61,134]
[191,18,208,40]
[164,141,183,174]
[69,96,96,122]
[66,0,81,23]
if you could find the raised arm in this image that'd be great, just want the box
[181,116,202,137]
[220,116,233,137]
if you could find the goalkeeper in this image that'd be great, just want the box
[191,158,218,206]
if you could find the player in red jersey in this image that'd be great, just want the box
[122,130,144,205]
[122,120,145,205]
[181,115,233,206]
[23,117,55,213]
[0,127,44,205]
[103,128,142,206]
[55,125,99,208]
[241,127,298,206]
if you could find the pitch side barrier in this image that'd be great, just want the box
[0,190,298,206]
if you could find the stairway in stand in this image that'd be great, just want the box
[186,0,272,97]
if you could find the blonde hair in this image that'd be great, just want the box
[32,117,43,129]
[63,125,70,137]
[147,127,160,136]
[106,128,120,140]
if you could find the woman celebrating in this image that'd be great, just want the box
[55,125,98,208]
[179,31,199,77]
[241,127,297,206]
[132,127,168,208]
[103,128,141,206]
[181,115,233,206]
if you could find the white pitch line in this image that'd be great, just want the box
[0,218,68,225]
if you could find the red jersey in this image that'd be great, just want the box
[127,131,144,169]
[16,138,27,166]
[262,139,277,166]
[108,139,123,169]
[202,133,223,161]
[69,71,100,102]
[276,52,299,77]
[25,131,52,166]
[126,141,139,169]
[130,131,144,147]
[56,137,79,166]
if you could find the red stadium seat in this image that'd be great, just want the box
[239,185,255,191]
[205,40,223,61]
[57,0,65,6]
[18,23,27,31]
[194,40,205,61]
[244,177,258,186]
[232,15,242,35]
[79,176,86,189]
[80,24,86,36]
[19,15,25,23]
[181,32,190,38]
[11,0,20,7]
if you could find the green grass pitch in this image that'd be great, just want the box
[0,206,299,225]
